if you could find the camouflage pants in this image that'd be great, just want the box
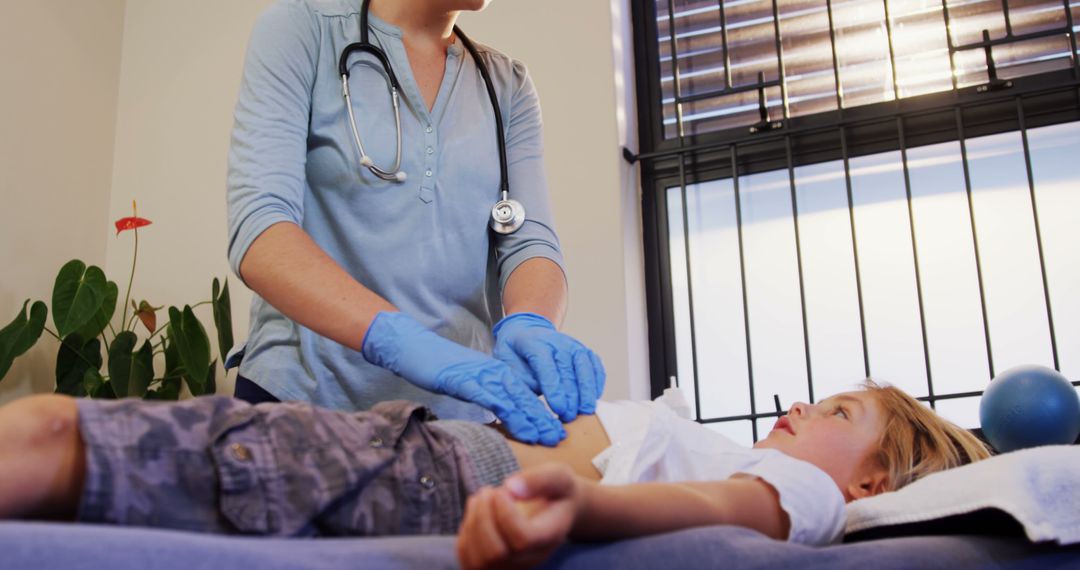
[76,396,484,536]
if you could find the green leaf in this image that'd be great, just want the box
[145,376,182,401]
[212,278,234,365]
[84,369,116,399]
[74,281,118,342]
[150,337,185,400]
[108,331,153,398]
[168,306,210,388]
[82,367,104,396]
[52,260,107,338]
[186,361,217,397]
[55,335,101,397]
[0,300,47,380]
[164,337,182,379]
[207,361,217,394]
[107,332,135,397]
[130,339,154,398]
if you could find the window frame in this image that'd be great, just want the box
[629,0,1080,432]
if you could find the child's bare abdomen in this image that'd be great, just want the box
[503,414,611,481]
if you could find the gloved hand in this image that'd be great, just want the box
[492,312,605,422]
[361,311,565,446]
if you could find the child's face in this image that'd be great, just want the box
[753,391,887,501]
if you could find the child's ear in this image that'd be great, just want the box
[847,469,890,500]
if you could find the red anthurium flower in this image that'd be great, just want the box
[135,300,160,333]
[115,217,151,234]
[115,200,152,235]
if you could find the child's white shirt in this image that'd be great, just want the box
[592,395,846,546]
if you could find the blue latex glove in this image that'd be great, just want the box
[492,312,606,422]
[361,311,565,446]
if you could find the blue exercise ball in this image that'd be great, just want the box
[979,365,1080,453]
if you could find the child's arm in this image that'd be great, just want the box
[456,463,790,570]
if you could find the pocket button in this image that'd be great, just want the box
[230,443,252,462]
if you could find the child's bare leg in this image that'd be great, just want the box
[0,394,85,519]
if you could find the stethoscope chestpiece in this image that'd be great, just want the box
[490,197,526,234]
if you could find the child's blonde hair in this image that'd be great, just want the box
[862,379,991,491]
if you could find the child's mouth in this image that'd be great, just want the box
[772,415,795,436]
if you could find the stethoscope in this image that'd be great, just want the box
[337,0,526,234]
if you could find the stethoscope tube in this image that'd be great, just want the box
[338,19,406,182]
[340,0,525,233]
[452,29,526,234]
[453,29,508,202]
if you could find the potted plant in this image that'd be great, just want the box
[0,202,233,399]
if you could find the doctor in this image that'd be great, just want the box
[225,0,603,445]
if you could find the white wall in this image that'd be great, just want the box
[0,0,127,402]
[104,0,274,397]
[1,0,649,404]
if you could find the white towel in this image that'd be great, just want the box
[845,445,1080,544]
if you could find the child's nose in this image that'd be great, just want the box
[789,402,807,416]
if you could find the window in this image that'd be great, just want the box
[630,0,1080,445]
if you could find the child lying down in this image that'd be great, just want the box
[0,380,988,569]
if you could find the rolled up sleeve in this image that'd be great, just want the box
[226,0,320,278]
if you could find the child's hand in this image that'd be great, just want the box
[456,464,584,570]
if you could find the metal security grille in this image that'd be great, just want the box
[628,0,1080,444]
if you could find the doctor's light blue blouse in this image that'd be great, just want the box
[225,0,566,422]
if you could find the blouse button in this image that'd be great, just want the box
[419,475,436,489]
